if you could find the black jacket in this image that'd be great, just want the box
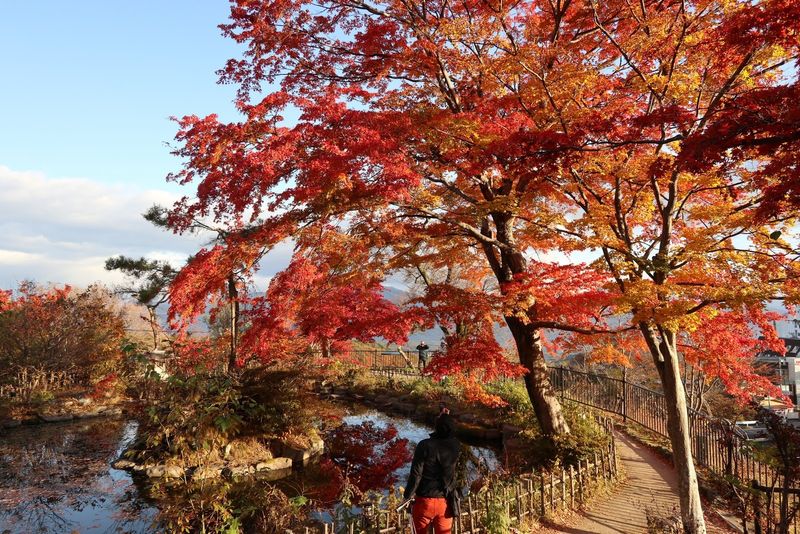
[404,416,460,499]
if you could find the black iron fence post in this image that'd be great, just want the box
[752,479,763,534]
[725,420,735,477]
[622,367,628,423]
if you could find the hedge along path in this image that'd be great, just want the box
[539,432,732,534]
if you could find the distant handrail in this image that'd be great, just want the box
[331,351,790,494]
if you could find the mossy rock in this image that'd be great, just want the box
[255,457,293,481]
[191,464,224,482]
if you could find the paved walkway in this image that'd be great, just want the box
[539,433,732,533]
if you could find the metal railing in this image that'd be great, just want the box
[323,349,799,530]
[548,366,757,481]
[548,366,799,533]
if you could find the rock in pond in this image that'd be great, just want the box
[281,435,324,466]
[482,428,502,441]
[391,401,417,416]
[74,407,106,419]
[146,464,185,479]
[111,458,137,470]
[373,394,392,405]
[255,457,293,482]
[458,413,477,424]
[224,464,255,478]
[501,424,523,438]
[1,419,21,429]
[37,413,74,423]
[455,422,501,441]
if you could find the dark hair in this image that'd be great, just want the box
[435,413,456,438]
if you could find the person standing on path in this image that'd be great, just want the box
[403,413,461,534]
[416,342,430,370]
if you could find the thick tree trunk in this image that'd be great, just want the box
[321,337,332,360]
[647,328,707,533]
[506,315,571,436]
[477,212,570,437]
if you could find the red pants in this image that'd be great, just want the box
[412,497,453,534]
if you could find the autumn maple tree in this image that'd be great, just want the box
[547,0,799,530]
[167,0,620,441]
[238,227,423,362]
[165,1,799,531]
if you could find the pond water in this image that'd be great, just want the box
[0,407,501,533]
[302,406,502,526]
[340,406,500,488]
[0,418,157,533]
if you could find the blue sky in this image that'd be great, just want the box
[1,1,241,190]
[0,1,300,288]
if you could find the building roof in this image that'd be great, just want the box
[759,396,794,410]
[756,336,800,361]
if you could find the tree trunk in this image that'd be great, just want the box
[647,328,707,533]
[321,337,332,359]
[227,274,239,373]
[147,306,159,350]
[478,212,570,437]
[779,474,790,534]
[506,315,571,436]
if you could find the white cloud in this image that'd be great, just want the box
[0,249,43,265]
[0,165,296,292]
[0,165,203,288]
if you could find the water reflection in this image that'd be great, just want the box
[296,407,501,527]
[339,407,501,490]
[310,418,413,504]
[0,418,157,534]
[0,407,501,533]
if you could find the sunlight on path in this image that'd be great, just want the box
[539,433,732,534]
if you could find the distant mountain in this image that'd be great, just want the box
[382,285,514,349]
[381,285,444,347]
[151,290,798,357]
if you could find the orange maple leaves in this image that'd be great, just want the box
[163,0,799,406]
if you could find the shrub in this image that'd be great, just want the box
[408,376,461,399]
[136,373,249,464]
[134,365,327,465]
[480,478,512,533]
[554,403,612,465]
[506,403,610,470]
[152,480,311,533]
[0,282,126,397]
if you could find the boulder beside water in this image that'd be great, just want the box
[111,454,297,483]
[255,457,293,481]
[145,464,185,479]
